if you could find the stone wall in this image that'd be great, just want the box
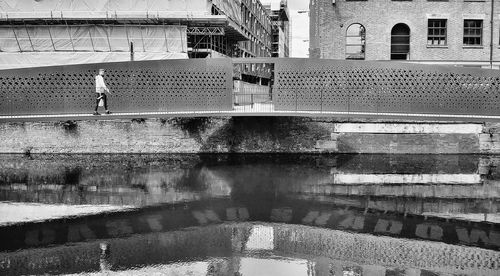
[1,117,499,154]
[0,117,332,154]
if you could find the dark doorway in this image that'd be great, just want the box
[391,23,410,60]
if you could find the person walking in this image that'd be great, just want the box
[94,69,112,115]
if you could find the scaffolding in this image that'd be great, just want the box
[0,24,187,53]
[0,0,274,81]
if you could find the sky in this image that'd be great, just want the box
[262,0,310,57]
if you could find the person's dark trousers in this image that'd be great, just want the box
[94,93,108,112]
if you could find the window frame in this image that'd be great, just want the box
[427,19,447,46]
[463,19,483,46]
[345,23,366,60]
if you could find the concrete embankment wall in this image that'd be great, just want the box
[0,117,500,154]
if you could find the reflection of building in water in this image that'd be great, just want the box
[0,160,233,207]
[0,154,499,222]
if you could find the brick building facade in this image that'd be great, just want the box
[310,0,500,68]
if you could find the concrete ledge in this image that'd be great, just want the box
[333,123,483,134]
[337,133,479,154]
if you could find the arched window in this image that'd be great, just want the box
[391,23,410,60]
[345,23,365,60]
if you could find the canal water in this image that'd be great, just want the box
[0,154,498,275]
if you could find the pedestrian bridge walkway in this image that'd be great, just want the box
[3,103,500,122]
[1,58,500,122]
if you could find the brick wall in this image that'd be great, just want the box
[0,119,202,154]
[0,117,332,154]
[310,0,500,65]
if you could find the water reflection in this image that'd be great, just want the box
[1,223,498,276]
[0,154,499,275]
[1,154,495,221]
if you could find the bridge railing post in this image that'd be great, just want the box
[295,89,298,112]
[320,83,324,113]
[321,89,323,113]
[376,87,379,114]
[348,94,350,113]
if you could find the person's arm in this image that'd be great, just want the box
[103,78,111,94]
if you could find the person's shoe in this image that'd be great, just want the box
[93,111,101,115]
[105,111,112,115]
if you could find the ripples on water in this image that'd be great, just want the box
[0,154,498,275]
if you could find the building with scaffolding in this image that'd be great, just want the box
[0,0,273,74]
[264,0,290,58]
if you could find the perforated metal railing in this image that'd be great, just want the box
[2,58,500,118]
[0,58,233,116]
[274,59,500,116]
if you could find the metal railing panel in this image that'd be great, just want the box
[3,57,500,118]
[0,58,233,116]
[273,58,500,116]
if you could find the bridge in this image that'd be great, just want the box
[1,58,500,122]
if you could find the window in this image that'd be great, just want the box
[428,19,447,45]
[463,19,482,46]
[345,23,365,60]
[391,23,410,60]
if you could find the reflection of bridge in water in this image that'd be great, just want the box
[2,58,500,121]
[0,154,500,275]
[1,222,499,276]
